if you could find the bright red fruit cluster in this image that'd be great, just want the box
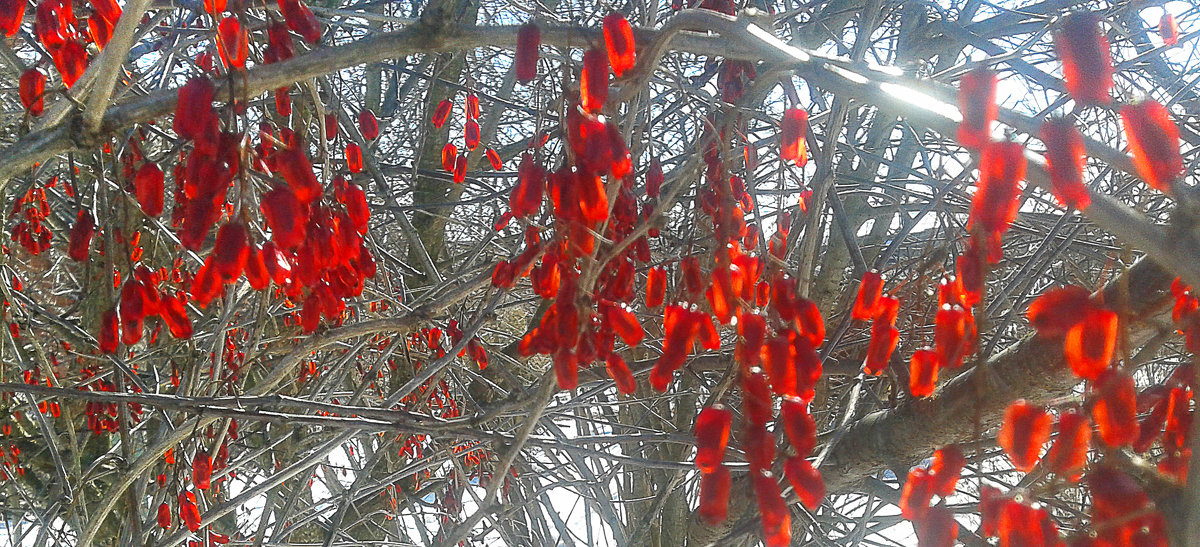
[11,185,54,255]
[3,5,1186,545]
[899,445,963,545]
[491,21,827,544]
[34,0,92,87]
[886,10,1192,547]
[430,92,500,182]
[102,266,194,353]
[80,3,368,355]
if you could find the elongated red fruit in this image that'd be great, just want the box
[646,266,666,308]
[1091,369,1138,447]
[515,22,540,83]
[1064,307,1117,380]
[1055,12,1113,105]
[863,324,898,376]
[1163,386,1192,450]
[969,140,1026,236]
[741,367,773,426]
[646,157,664,198]
[267,21,295,64]
[453,154,468,184]
[1026,285,1092,337]
[279,0,321,43]
[486,148,502,170]
[359,110,379,140]
[1,0,25,37]
[929,445,964,497]
[119,279,147,321]
[791,335,822,403]
[934,304,972,369]
[736,312,766,369]
[851,270,884,321]
[762,334,796,395]
[432,99,452,128]
[274,87,291,116]
[342,182,370,234]
[956,251,983,306]
[174,77,215,141]
[157,502,171,528]
[874,294,900,327]
[211,223,249,281]
[68,210,96,261]
[649,304,698,390]
[345,142,363,173]
[465,93,479,121]
[917,505,958,547]
[1160,13,1179,47]
[580,48,608,113]
[957,67,996,149]
[707,265,737,324]
[998,399,1052,472]
[216,16,248,70]
[697,464,730,525]
[1121,100,1183,192]
[261,186,305,250]
[605,304,643,346]
[465,119,480,150]
[99,308,119,354]
[779,108,808,167]
[784,456,825,510]
[510,154,544,218]
[909,348,939,397]
[178,492,201,532]
[193,452,212,489]
[978,487,1004,539]
[19,68,45,116]
[603,12,636,77]
[694,405,731,472]
[780,397,816,458]
[120,315,143,345]
[160,293,194,339]
[53,41,88,88]
[261,242,293,285]
[752,471,791,547]
[1045,409,1090,481]
[997,500,1058,547]
[604,354,636,394]
[134,163,165,216]
[36,0,74,51]
[1087,466,1152,524]
[793,296,825,347]
[441,142,457,173]
[1039,118,1089,210]
[553,347,578,391]
[899,467,934,520]
[244,246,269,290]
